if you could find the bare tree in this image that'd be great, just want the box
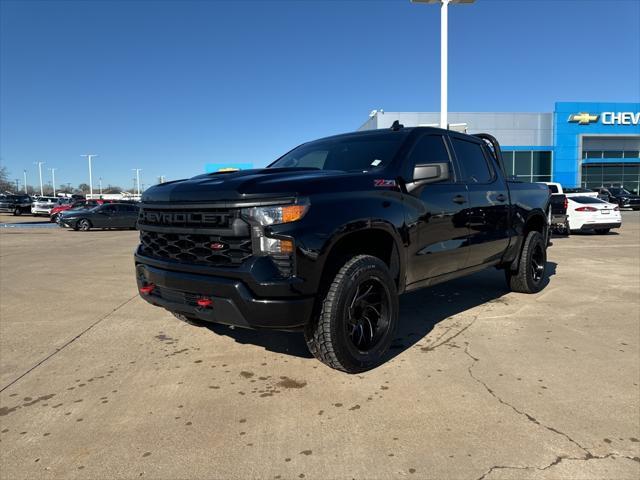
[0,166,14,192]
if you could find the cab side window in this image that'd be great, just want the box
[406,135,452,182]
[451,137,494,184]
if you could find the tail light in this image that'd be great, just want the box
[575,206,597,212]
[563,198,568,210]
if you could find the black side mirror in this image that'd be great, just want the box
[407,162,450,192]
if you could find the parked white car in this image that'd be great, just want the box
[541,182,598,198]
[31,197,60,216]
[567,196,622,234]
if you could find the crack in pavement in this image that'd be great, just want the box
[476,452,640,480]
[421,315,478,352]
[464,346,640,480]
[0,294,139,393]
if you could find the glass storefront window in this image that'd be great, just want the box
[603,151,624,158]
[532,151,551,175]
[514,151,531,176]
[586,151,602,159]
[624,150,640,158]
[501,151,514,175]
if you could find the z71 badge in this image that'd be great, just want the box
[373,179,397,187]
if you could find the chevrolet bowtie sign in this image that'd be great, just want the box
[568,111,640,125]
[568,112,599,125]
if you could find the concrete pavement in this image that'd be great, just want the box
[1,212,638,479]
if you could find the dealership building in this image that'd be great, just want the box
[360,102,640,194]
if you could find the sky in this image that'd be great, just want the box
[1,0,639,191]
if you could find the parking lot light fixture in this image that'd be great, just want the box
[411,0,475,129]
[133,168,142,196]
[81,154,98,198]
[34,161,45,196]
[49,168,57,196]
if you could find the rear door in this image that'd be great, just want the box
[403,133,470,284]
[450,135,511,267]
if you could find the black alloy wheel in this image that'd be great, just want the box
[345,278,390,353]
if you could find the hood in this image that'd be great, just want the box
[142,168,373,203]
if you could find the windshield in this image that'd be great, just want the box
[269,132,408,172]
[570,196,607,204]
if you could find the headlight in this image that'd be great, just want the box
[241,202,309,226]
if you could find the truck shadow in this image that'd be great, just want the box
[205,262,558,364]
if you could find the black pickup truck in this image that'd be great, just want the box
[0,194,32,215]
[135,126,550,372]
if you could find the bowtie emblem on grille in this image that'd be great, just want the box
[210,242,226,250]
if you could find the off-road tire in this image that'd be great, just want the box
[304,255,398,373]
[506,231,547,294]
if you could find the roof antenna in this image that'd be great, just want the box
[390,120,404,131]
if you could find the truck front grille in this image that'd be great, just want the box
[140,231,252,267]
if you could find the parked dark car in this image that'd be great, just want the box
[135,126,551,372]
[0,194,32,215]
[595,187,640,210]
[59,203,139,231]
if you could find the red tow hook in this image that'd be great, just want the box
[139,284,155,295]
[197,298,213,308]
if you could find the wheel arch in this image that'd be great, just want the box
[319,222,405,294]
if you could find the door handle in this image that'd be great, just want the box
[496,194,507,202]
[453,195,467,205]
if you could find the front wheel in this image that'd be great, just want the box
[77,219,91,231]
[304,255,398,373]
[13,208,21,216]
[506,231,547,294]
[594,228,610,235]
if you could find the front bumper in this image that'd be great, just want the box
[135,255,315,331]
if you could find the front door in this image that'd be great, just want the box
[404,133,470,285]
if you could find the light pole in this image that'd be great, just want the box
[14,179,19,192]
[99,177,103,195]
[411,0,475,129]
[23,169,27,193]
[49,168,57,196]
[132,168,142,196]
[81,154,98,198]
[34,161,45,196]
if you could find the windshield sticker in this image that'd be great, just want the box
[371,159,382,167]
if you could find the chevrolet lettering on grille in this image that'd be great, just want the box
[141,212,226,225]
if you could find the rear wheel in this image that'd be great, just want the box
[563,220,571,236]
[50,214,58,223]
[78,219,91,231]
[304,255,398,373]
[594,228,610,235]
[506,231,547,294]
[13,208,21,216]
